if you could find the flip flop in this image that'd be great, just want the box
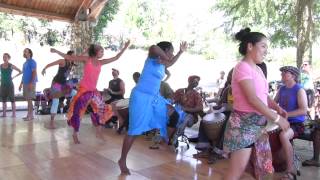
[302,159,320,167]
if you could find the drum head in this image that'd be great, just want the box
[265,121,279,132]
[203,112,225,123]
[115,99,129,108]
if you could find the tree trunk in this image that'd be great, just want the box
[295,0,314,68]
[69,21,93,79]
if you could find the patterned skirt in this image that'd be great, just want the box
[223,110,274,179]
[50,79,78,99]
[67,87,113,131]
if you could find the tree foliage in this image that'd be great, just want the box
[93,0,120,42]
[215,0,320,67]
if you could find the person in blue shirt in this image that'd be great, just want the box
[19,48,37,121]
[275,66,308,179]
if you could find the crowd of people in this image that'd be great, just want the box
[1,28,320,180]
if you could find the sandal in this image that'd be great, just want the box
[302,159,320,167]
[193,151,209,158]
[149,143,160,150]
[281,172,297,180]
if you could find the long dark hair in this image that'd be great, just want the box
[235,28,266,56]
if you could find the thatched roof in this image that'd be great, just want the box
[0,0,108,22]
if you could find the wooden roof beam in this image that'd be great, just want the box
[74,0,92,21]
[0,2,73,22]
[88,0,108,21]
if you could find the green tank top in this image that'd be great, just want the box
[1,64,13,85]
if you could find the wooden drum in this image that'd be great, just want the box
[115,99,129,122]
[266,121,286,172]
[202,112,226,146]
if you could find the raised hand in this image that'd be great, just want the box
[179,41,188,52]
[41,69,46,76]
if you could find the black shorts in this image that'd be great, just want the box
[1,83,15,102]
[290,122,305,138]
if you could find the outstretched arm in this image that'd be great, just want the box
[50,48,87,63]
[11,65,22,79]
[165,41,187,67]
[42,59,64,75]
[100,40,130,65]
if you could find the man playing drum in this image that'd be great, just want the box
[105,68,125,128]
[274,66,308,179]
[171,75,203,142]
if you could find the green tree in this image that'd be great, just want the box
[93,0,120,42]
[215,0,320,67]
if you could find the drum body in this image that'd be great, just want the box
[202,112,225,145]
[267,126,286,172]
[115,98,129,109]
[115,99,130,122]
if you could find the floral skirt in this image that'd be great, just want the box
[223,110,274,179]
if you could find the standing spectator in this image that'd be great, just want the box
[300,61,315,117]
[216,71,226,97]
[19,48,37,121]
[1,53,22,117]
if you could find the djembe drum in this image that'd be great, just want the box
[115,98,130,127]
[202,112,226,146]
[266,121,286,172]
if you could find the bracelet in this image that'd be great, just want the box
[274,115,280,123]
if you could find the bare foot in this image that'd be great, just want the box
[118,159,130,175]
[96,126,106,141]
[23,116,34,121]
[47,123,56,129]
[72,134,80,144]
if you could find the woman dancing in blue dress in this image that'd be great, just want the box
[118,41,187,175]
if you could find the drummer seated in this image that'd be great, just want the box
[275,66,308,175]
[194,70,233,153]
[173,75,203,127]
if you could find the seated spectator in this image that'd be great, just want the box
[105,68,125,128]
[194,69,233,158]
[172,75,203,132]
[275,66,308,179]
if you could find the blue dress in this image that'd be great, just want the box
[128,57,169,136]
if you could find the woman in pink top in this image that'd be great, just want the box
[50,41,130,144]
[223,28,290,180]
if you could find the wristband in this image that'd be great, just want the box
[274,115,280,123]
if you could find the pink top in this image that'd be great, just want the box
[232,61,268,114]
[79,59,101,91]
